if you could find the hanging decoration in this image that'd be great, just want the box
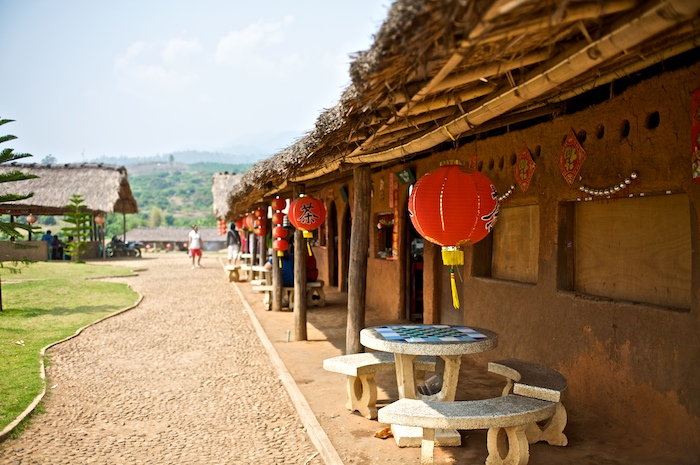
[244,213,256,231]
[579,172,638,199]
[558,128,587,185]
[408,160,499,309]
[253,207,267,237]
[289,194,326,255]
[498,185,516,203]
[271,197,288,258]
[692,88,700,182]
[217,219,227,236]
[390,172,399,260]
[514,145,536,192]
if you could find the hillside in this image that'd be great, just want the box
[104,161,251,238]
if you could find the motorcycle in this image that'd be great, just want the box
[107,237,143,258]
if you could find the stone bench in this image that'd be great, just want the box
[224,265,241,282]
[253,280,326,310]
[323,352,437,420]
[378,395,557,465]
[488,358,568,446]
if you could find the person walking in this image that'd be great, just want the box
[188,225,204,269]
[226,223,241,265]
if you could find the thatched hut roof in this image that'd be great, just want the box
[0,163,138,216]
[212,173,243,220]
[227,0,700,216]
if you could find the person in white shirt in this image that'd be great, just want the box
[188,224,204,269]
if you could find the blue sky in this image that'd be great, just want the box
[1,1,390,163]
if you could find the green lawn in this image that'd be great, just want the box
[0,261,139,435]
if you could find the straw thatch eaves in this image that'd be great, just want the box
[212,172,243,220]
[228,0,700,216]
[0,163,138,216]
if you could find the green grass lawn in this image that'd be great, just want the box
[0,261,139,435]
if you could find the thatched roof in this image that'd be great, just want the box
[227,0,700,216]
[212,173,243,220]
[127,226,224,243]
[0,163,138,216]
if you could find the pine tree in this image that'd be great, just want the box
[62,194,93,263]
[0,118,39,311]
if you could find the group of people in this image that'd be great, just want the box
[188,223,318,285]
[40,230,72,260]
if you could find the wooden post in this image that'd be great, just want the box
[293,184,308,341]
[272,249,283,311]
[346,165,371,354]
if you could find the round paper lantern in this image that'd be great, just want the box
[408,161,500,308]
[272,237,289,254]
[272,212,285,225]
[254,218,266,228]
[234,218,244,230]
[253,226,267,237]
[289,195,326,237]
[254,207,266,218]
[271,197,286,211]
[26,213,37,225]
[272,226,288,239]
[245,214,256,231]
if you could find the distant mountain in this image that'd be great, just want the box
[89,149,270,167]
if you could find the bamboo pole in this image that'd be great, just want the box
[346,166,371,354]
[293,184,307,341]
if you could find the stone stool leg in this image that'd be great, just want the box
[421,428,436,465]
[524,402,568,446]
[486,425,529,465]
[345,374,378,419]
[228,268,240,282]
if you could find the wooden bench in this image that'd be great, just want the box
[323,352,437,420]
[253,280,326,310]
[378,395,557,465]
[488,359,568,446]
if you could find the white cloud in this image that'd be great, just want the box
[215,16,294,65]
[114,41,146,69]
[162,38,201,63]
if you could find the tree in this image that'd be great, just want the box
[149,206,163,227]
[61,194,92,263]
[0,118,39,311]
[41,154,57,164]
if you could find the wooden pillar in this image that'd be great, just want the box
[258,230,266,267]
[272,248,283,311]
[346,165,371,354]
[293,184,307,341]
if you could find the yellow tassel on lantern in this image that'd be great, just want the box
[450,269,460,309]
[441,246,464,266]
[306,241,312,256]
[302,231,313,239]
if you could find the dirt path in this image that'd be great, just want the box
[0,253,323,465]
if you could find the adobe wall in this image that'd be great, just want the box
[438,62,700,452]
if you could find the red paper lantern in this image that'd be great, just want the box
[254,218,266,228]
[272,226,288,239]
[235,218,244,230]
[272,212,285,225]
[254,226,267,237]
[271,197,286,211]
[245,214,256,230]
[272,238,288,252]
[408,161,500,308]
[254,207,266,218]
[289,195,326,236]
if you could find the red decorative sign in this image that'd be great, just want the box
[390,173,399,260]
[558,128,586,185]
[692,88,700,182]
[514,145,536,192]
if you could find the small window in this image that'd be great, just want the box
[376,212,395,260]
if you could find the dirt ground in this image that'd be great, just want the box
[233,262,698,465]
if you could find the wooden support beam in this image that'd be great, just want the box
[293,184,308,341]
[346,166,371,354]
[272,247,283,312]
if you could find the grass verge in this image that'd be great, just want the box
[0,261,139,435]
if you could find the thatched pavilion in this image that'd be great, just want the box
[0,163,138,259]
[222,0,700,456]
[211,172,242,222]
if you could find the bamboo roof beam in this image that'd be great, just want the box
[345,0,700,165]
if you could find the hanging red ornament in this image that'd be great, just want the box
[217,219,227,236]
[254,226,267,237]
[271,197,286,211]
[272,212,285,225]
[254,218,266,229]
[234,218,244,231]
[408,160,500,308]
[272,237,289,255]
[288,195,326,238]
[254,207,266,218]
[272,226,288,239]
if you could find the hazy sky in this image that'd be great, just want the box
[1,1,390,163]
